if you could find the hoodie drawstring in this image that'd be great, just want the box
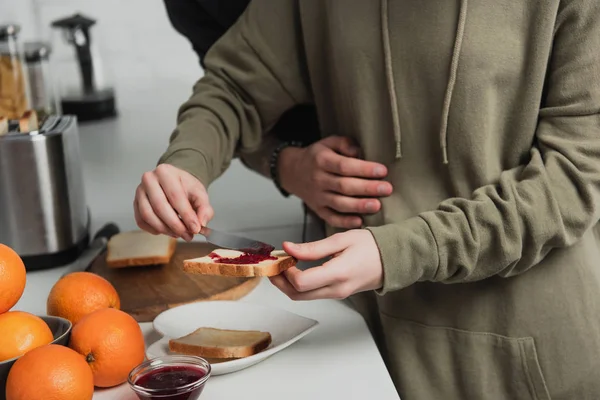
[381,0,402,159]
[381,0,469,164]
[440,0,468,164]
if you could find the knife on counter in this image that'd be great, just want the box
[198,226,275,255]
[61,223,120,277]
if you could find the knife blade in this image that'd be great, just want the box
[60,223,120,277]
[198,226,275,255]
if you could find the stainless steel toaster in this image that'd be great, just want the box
[0,115,90,270]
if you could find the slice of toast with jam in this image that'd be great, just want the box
[183,249,296,277]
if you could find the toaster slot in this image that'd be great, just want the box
[39,114,61,133]
[0,109,58,136]
[0,119,20,136]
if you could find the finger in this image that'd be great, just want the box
[323,175,393,197]
[188,185,214,228]
[320,152,388,178]
[142,172,192,241]
[155,168,200,234]
[269,273,351,301]
[319,136,360,157]
[317,207,362,229]
[269,274,301,298]
[284,263,343,292]
[135,188,177,237]
[134,198,160,235]
[282,233,350,261]
[323,192,381,214]
[180,172,214,228]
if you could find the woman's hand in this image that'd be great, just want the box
[269,230,383,300]
[278,136,393,229]
[133,164,214,241]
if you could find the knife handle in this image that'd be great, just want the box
[60,223,120,278]
[93,222,120,241]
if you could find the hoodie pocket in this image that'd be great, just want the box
[380,314,551,400]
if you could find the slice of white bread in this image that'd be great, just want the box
[0,116,8,135]
[106,230,177,268]
[168,327,272,359]
[183,249,296,277]
[19,109,38,133]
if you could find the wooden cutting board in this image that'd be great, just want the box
[89,242,261,322]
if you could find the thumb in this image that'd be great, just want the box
[283,234,349,261]
[320,136,360,157]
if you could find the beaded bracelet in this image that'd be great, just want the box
[269,141,304,197]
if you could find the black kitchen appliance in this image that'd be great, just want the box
[50,13,117,122]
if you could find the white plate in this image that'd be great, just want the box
[149,301,319,375]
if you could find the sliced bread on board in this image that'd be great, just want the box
[169,327,272,359]
[106,230,177,268]
[183,249,296,278]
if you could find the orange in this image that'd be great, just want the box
[6,344,94,400]
[0,311,54,362]
[0,243,27,314]
[69,308,146,388]
[46,271,120,324]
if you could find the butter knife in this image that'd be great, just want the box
[198,226,275,255]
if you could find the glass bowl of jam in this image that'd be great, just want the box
[128,355,211,400]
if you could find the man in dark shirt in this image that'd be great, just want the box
[164,0,251,68]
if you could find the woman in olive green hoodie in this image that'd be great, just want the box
[135,0,600,398]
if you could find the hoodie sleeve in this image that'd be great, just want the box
[158,0,310,186]
[368,0,600,295]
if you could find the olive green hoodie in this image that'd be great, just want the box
[159,0,600,398]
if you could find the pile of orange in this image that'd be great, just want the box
[0,243,146,400]
[0,244,51,363]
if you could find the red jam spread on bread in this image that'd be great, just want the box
[208,252,277,264]
[134,365,207,399]
[240,243,275,255]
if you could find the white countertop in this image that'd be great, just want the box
[11,81,400,400]
[16,265,399,399]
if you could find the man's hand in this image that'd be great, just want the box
[133,164,214,241]
[279,136,393,229]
